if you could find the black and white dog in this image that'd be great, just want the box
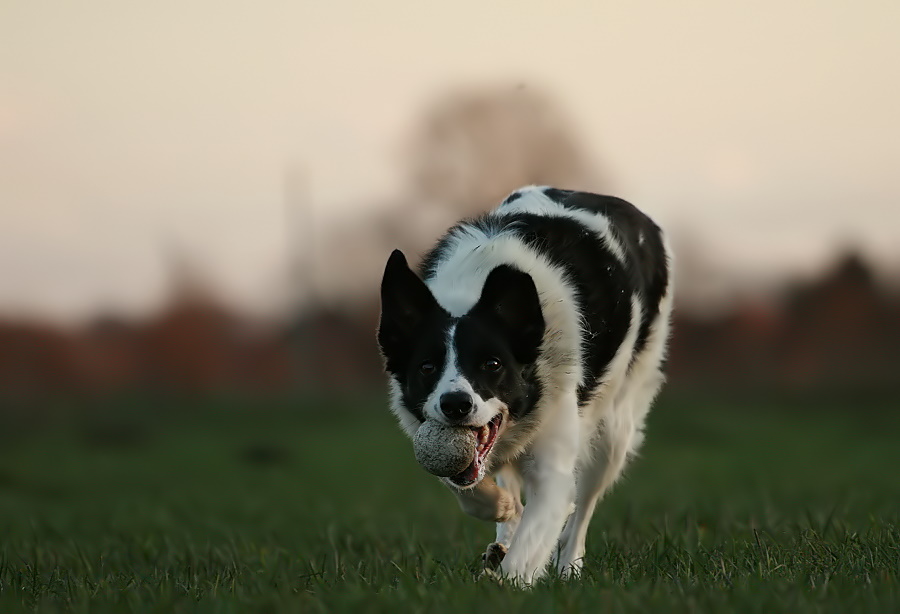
[377,186,673,585]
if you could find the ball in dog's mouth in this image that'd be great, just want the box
[412,414,504,484]
[413,421,476,477]
[448,413,503,488]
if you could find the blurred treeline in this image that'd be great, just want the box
[1,85,898,408]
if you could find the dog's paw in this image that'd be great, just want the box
[481,542,508,571]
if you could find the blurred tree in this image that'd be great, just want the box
[405,84,594,217]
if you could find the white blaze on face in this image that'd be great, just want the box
[424,323,498,427]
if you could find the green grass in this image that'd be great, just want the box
[1,392,899,612]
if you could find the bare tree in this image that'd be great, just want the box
[284,85,600,314]
[405,84,595,217]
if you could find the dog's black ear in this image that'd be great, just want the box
[471,265,545,363]
[378,250,440,361]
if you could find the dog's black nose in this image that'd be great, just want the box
[440,391,474,421]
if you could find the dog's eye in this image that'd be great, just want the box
[482,357,502,372]
[419,361,436,376]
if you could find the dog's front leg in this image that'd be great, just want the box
[499,402,578,585]
[479,465,525,571]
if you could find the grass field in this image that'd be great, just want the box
[1,392,899,612]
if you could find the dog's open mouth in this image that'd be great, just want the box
[449,413,503,488]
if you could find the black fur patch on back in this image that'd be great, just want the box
[541,188,669,357]
[501,190,524,205]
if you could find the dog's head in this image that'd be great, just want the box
[377,249,545,489]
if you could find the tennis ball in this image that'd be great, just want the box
[413,420,476,477]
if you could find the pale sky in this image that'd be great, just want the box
[1,1,899,321]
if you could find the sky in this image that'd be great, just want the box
[1,0,899,321]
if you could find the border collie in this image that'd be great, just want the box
[377,186,673,585]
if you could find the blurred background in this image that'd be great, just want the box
[1,2,900,607]
[2,1,899,404]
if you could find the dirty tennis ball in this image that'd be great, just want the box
[413,420,476,477]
